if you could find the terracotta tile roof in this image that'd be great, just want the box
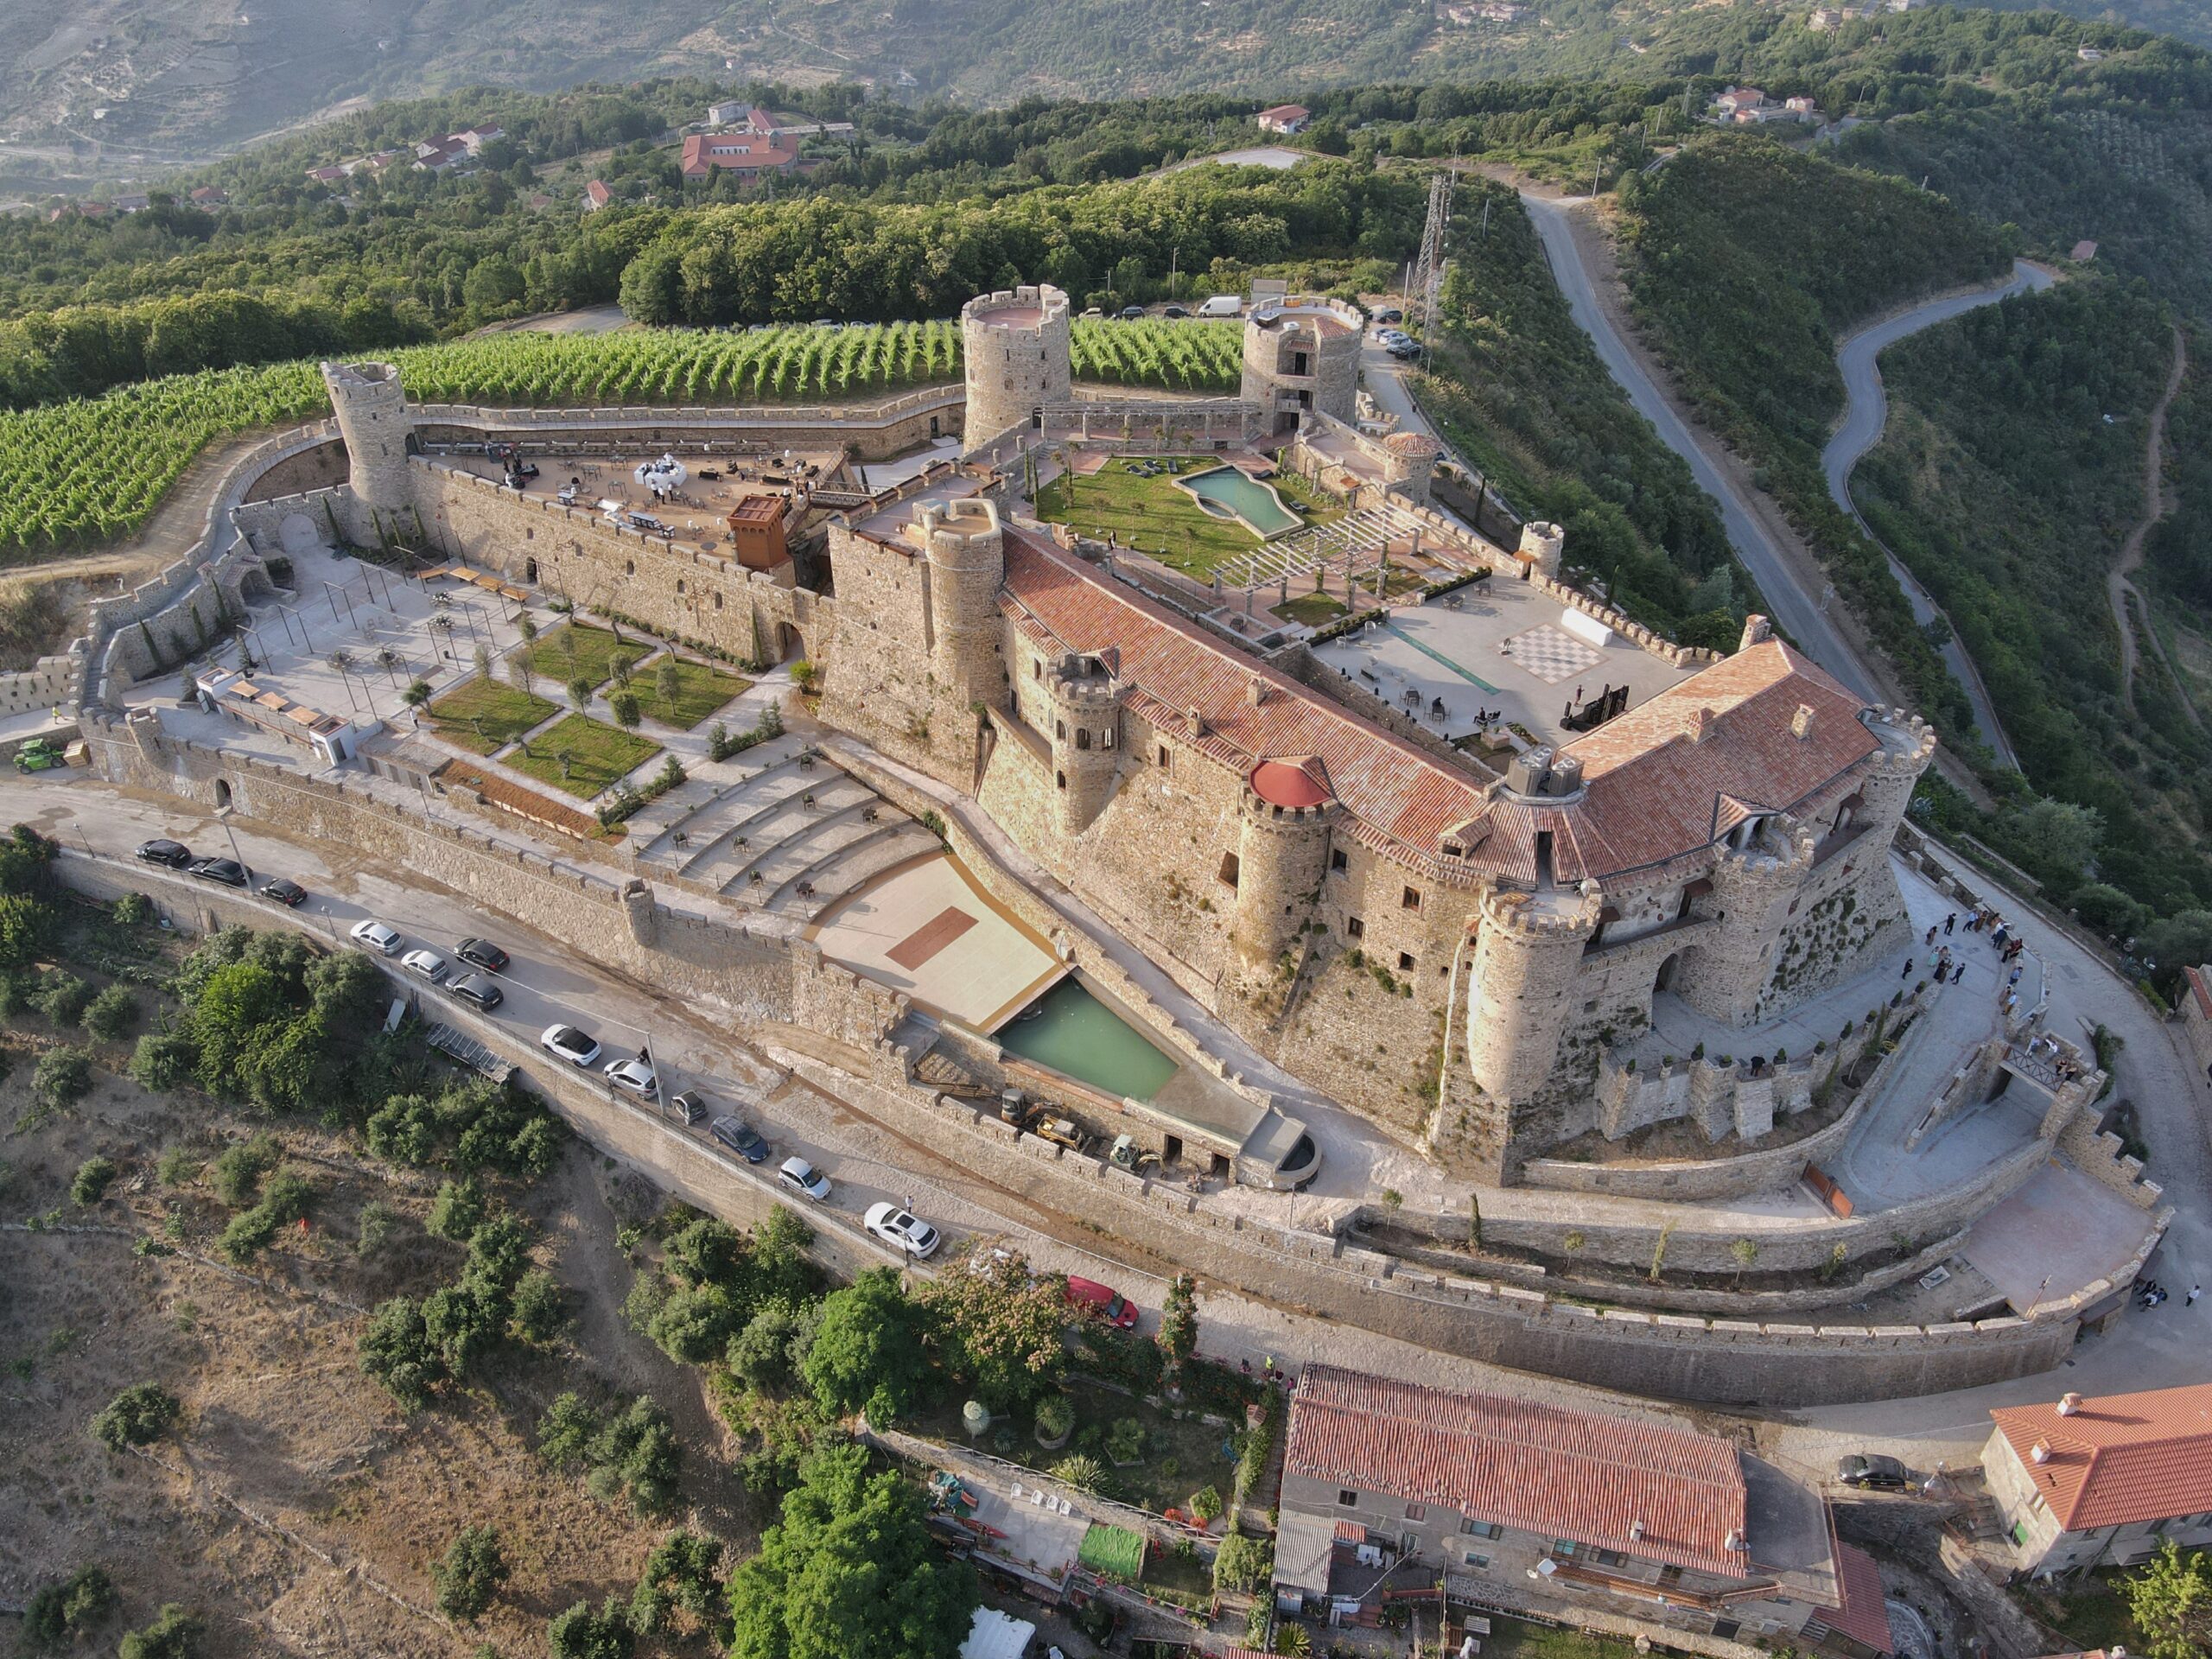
[1821,1541,1894,1654]
[1285,1365,1750,1578]
[1001,531,1486,852]
[1990,1385,2212,1531]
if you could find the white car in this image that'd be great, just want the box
[400,947,450,984]
[604,1057,658,1099]
[779,1157,831,1202]
[350,918,403,955]
[864,1201,940,1259]
[1376,327,1412,346]
[540,1024,602,1066]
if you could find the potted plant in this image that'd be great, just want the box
[1035,1393,1075,1451]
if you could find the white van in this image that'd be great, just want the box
[1197,295,1243,319]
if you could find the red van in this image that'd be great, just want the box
[1065,1276,1139,1330]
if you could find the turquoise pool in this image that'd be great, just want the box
[997,977,1180,1103]
[1175,466,1301,539]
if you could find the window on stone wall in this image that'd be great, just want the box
[1156,744,1169,767]
[626,560,635,575]
[1398,951,1414,971]
[1658,1566,1682,1585]
[1056,771,1066,790]
[1346,916,1364,938]
[1218,852,1241,887]
[1076,729,1092,751]
[1338,1490,1359,1508]
[715,593,723,610]
[1402,886,1421,910]
[677,580,686,594]
[1330,849,1347,874]
[1035,661,1044,680]
[1056,719,1067,741]
[1405,1503,1427,1521]
[1460,1519,1502,1539]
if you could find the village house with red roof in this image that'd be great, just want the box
[1275,1366,1892,1657]
[1986,1385,2212,1573]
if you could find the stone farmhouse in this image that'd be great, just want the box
[1984,1384,2212,1575]
[1276,1365,1894,1657]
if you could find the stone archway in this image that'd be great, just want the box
[775,621,805,663]
[213,779,232,810]
[1656,950,1685,995]
[277,512,321,556]
[524,558,539,585]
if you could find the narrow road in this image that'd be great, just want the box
[1823,261,2052,772]
[1520,194,1877,700]
[2107,323,2196,725]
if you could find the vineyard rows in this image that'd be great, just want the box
[0,318,1244,556]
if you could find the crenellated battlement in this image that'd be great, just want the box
[1863,706,1940,776]
[961,284,1071,330]
[1478,879,1604,941]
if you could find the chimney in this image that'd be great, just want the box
[1248,676,1267,709]
[2031,1441,2052,1465]
[1738,613,1772,652]
[1791,703,1817,741]
[1683,705,1715,745]
[1187,705,1205,739]
[1724,1529,1743,1553]
[1629,1520,1644,1541]
[2059,1392,2084,1416]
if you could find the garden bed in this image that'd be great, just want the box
[424,674,558,754]
[500,713,661,798]
[524,621,649,691]
[634,658,750,729]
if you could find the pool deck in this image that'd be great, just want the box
[806,849,1064,1032]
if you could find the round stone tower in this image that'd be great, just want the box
[1045,652,1121,836]
[919,496,1007,711]
[1230,762,1338,970]
[1240,296,1364,435]
[961,284,1071,451]
[1465,881,1602,1103]
[321,360,416,527]
[1516,520,1565,580]
[1851,705,1939,835]
[1380,430,1442,506]
[1674,818,1817,1027]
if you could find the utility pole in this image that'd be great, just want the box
[1408,169,1453,347]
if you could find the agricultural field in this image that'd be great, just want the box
[0,320,1243,558]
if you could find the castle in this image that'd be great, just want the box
[204,288,1934,1183]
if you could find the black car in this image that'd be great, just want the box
[448,973,504,1012]
[137,838,191,868]
[670,1090,709,1126]
[1160,304,1190,319]
[1836,1453,1911,1491]
[186,856,248,887]
[710,1116,770,1163]
[456,937,510,973]
[1371,306,1403,324]
[1119,305,1146,320]
[260,877,307,906]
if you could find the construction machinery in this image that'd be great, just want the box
[13,738,66,772]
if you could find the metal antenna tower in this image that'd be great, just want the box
[1408,169,1454,345]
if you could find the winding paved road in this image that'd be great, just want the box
[1521,193,1876,701]
[1822,260,2053,770]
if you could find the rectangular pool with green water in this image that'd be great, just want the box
[996,977,1180,1103]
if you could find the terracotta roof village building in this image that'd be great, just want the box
[1276,1366,1891,1657]
[1257,104,1312,135]
[680,133,800,182]
[1986,1385,2212,1573]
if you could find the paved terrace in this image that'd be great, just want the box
[1314,576,1696,749]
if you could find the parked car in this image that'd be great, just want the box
[604,1057,658,1099]
[710,1116,770,1162]
[540,1024,601,1066]
[137,838,192,868]
[1160,304,1190,318]
[260,876,307,906]
[1376,327,1412,346]
[1371,306,1403,324]
[1387,340,1423,360]
[350,918,403,955]
[401,947,451,985]
[670,1090,709,1125]
[448,973,503,1012]
[1118,305,1146,320]
[864,1202,940,1259]
[456,937,510,973]
[1065,1275,1140,1330]
[186,856,248,887]
[779,1156,831,1201]
[1836,1453,1911,1491]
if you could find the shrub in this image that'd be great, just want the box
[91,1382,181,1450]
[114,892,155,925]
[83,984,140,1039]
[549,1597,635,1659]
[117,1604,202,1659]
[1034,1393,1076,1444]
[433,1525,510,1621]
[34,972,93,1026]
[356,1199,401,1258]
[130,1031,200,1092]
[22,1563,118,1644]
[1051,1453,1112,1496]
[426,1176,489,1243]
[71,1154,118,1205]
[1106,1417,1145,1464]
[217,1168,312,1263]
[360,1296,445,1409]
[209,1135,279,1206]
[512,1268,569,1342]
[1189,1484,1224,1524]
[1216,1534,1274,1594]
[32,1046,93,1108]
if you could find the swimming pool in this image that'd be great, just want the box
[997,977,1181,1103]
[1173,466,1302,539]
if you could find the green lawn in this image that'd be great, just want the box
[635,655,751,729]
[424,674,559,755]
[1479,1620,1639,1659]
[524,620,649,692]
[1036,458,1279,577]
[1272,590,1348,626]
[503,713,661,798]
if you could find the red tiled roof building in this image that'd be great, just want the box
[1986,1386,2212,1573]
